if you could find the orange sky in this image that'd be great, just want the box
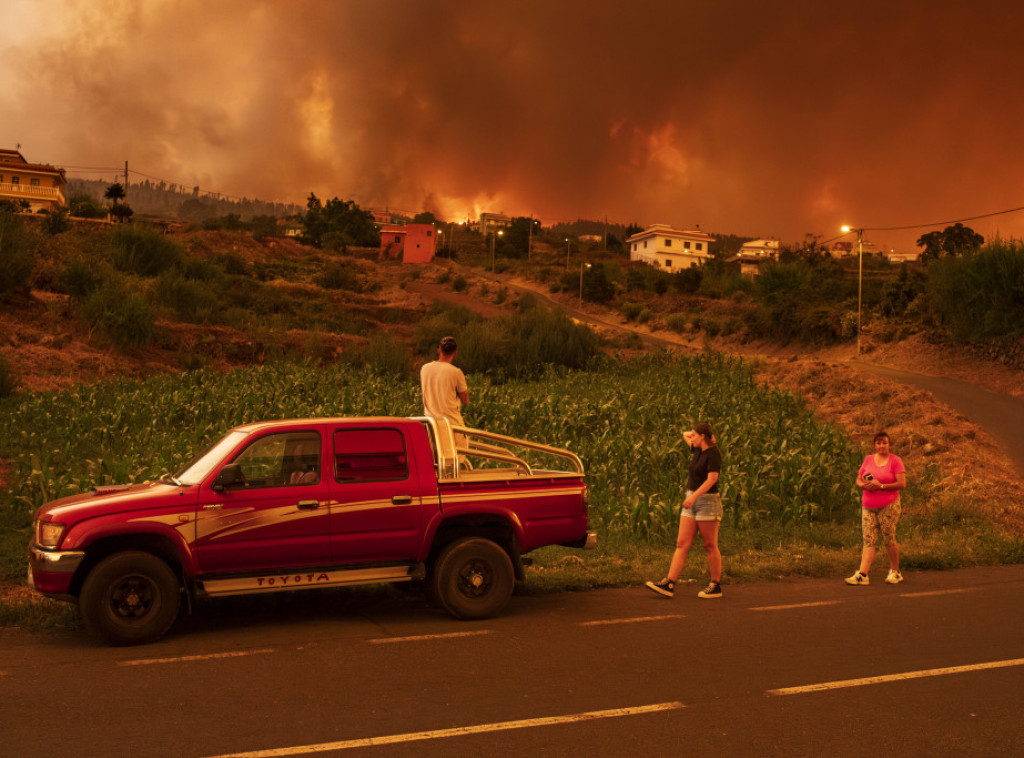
[2,0,1023,252]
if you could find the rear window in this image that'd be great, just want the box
[334,428,409,482]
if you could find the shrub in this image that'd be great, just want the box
[81,279,156,348]
[59,257,108,300]
[452,275,468,292]
[666,313,690,333]
[362,333,412,377]
[0,208,34,299]
[155,270,221,324]
[621,302,643,321]
[213,251,249,276]
[109,225,182,276]
[41,208,70,235]
[926,240,1024,341]
[0,353,18,398]
[315,262,362,291]
[67,193,108,219]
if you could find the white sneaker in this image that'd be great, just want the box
[844,571,869,585]
[885,570,904,584]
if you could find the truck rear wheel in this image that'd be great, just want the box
[80,551,181,646]
[431,537,514,619]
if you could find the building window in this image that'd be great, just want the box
[696,243,703,251]
[633,243,637,252]
[426,230,432,236]
[30,178,40,186]
[643,241,648,249]
[684,241,691,249]
[10,176,18,185]
[665,259,672,267]
[394,235,402,243]
[665,239,672,247]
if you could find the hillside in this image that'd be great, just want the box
[1,224,1022,534]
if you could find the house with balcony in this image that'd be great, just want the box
[0,149,67,212]
[478,212,512,235]
[627,224,714,270]
[379,223,437,263]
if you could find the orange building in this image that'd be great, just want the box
[0,149,67,212]
[379,223,437,263]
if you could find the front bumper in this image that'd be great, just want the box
[28,546,86,597]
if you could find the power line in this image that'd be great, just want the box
[862,203,1024,233]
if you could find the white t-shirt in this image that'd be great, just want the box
[420,360,468,426]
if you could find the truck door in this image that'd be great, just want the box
[328,425,422,563]
[196,429,331,573]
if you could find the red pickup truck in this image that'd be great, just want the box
[28,416,595,645]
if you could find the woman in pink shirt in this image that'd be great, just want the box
[845,431,907,586]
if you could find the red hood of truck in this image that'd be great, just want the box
[36,481,189,523]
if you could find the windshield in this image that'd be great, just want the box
[172,430,250,486]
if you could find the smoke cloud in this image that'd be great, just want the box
[2,0,1023,251]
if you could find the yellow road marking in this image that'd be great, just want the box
[204,702,687,757]
[118,649,275,666]
[767,658,1024,696]
[367,630,492,644]
[579,614,685,626]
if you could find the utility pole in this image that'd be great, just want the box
[123,161,129,203]
[527,215,533,262]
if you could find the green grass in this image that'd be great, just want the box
[1,352,1021,634]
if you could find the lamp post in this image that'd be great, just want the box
[489,229,503,270]
[841,225,864,355]
[565,237,571,271]
[579,262,591,308]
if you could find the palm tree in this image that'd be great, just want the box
[104,183,126,205]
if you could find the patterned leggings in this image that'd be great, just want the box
[861,501,901,547]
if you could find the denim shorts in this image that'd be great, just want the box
[681,491,724,522]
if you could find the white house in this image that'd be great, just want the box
[627,224,714,271]
[738,239,779,258]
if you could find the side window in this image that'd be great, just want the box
[231,431,321,488]
[334,428,409,483]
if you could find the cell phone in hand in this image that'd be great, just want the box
[863,472,874,481]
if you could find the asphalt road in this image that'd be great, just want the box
[849,361,1024,479]
[3,565,1023,757]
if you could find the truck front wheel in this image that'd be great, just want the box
[431,537,514,620]
[80,551,181,646]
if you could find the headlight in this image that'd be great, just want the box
[34,520,66,549]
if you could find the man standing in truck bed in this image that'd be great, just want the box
[421,336,469,430]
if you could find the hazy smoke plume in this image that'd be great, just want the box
[2,0,1023,251]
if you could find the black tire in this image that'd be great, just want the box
[430,538,514,619]
[79,551,181,646]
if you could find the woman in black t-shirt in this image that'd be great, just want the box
[645,422,724,599]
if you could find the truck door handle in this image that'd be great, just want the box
[297,500,320,510]
[391,495,413,505]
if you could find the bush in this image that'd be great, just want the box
[81,279,156,348]
[452,275,468,292]
[362,333,412,377]
[59,257,108,300]
[67,193,108,219]
[315,262,362,291]
[666,313,691,333]
[0,353,18,398]
[41,208,70,235]
[109,225,182,277]
[926,240,1024,341]
[0,208,34,299]
[155,270,221,324]
[621,302,643,321]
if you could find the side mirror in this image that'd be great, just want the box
[212,463,246,492]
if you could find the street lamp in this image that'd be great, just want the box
[489,229,503,270]
[565,237,571,270]
[841,225,864,355]
[579,262,591,308]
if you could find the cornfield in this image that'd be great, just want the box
[0,353,861,538]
